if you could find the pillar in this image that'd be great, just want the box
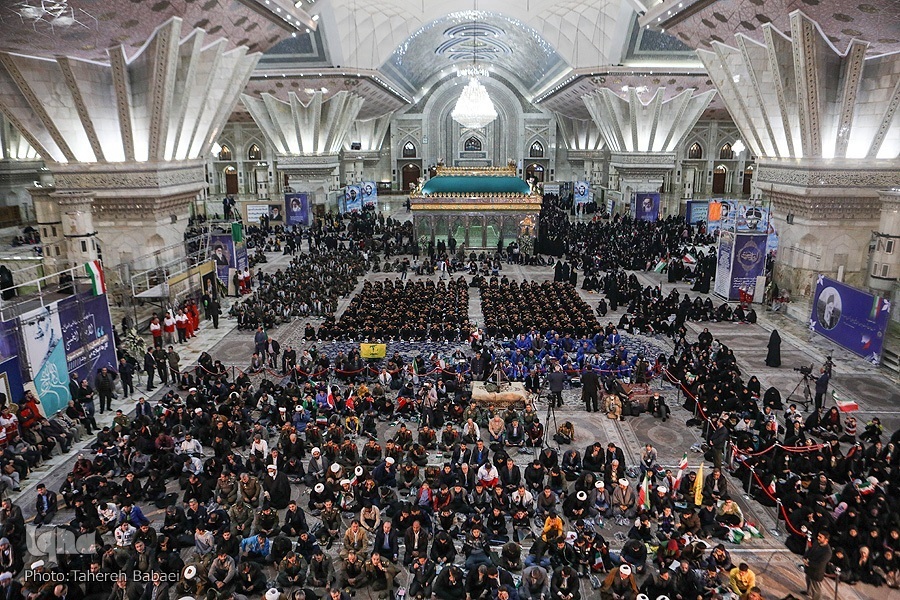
[242,90,364,211]
[0,17,260,269]
[583,87,715,213]
[699,10,900,297]
[868,190,900,295]
[0,113,44,220]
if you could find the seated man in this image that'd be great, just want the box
[603,395,622,421]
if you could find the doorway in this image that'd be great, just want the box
[712,165,727,194]
[742,166,753,195]
[525,163,545,183]
[224,166,238,195]
[402,163,421,192]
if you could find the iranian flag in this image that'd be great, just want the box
[857,478,878,495]
[84,260,106,295]
[673,452,688,491]
[833,391,858,412]
[638,471,651,511]
[768,478,777,497]
[326,385,336,409]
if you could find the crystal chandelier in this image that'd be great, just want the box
[452,77,497,129]
[451,6,497,130]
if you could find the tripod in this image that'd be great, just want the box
[786,373,815,410]
[536,378,562,453]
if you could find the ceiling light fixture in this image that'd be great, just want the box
[450,2,497,130]
[732,140,746,154]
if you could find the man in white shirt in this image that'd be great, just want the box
[179,433,203,456]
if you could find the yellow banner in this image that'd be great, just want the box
[360,343,387,359]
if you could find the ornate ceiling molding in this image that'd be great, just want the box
[583,87,714,153]
[242,90,363,157]
[0,17,260,165]
[698,10,900,161]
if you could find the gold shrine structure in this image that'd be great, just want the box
[409,165,542,251]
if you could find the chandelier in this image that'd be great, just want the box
[452,77,497,129]
[451,6,497,130]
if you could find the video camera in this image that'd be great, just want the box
[794,364,814,376]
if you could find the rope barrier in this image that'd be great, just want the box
[750,469,806,537]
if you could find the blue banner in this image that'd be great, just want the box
[635,192,660,222]
[58,294,117,382]
[728,232,767,300]
[209,233,248,285]
[344,185,362,212]
[0,320,24,406]
[19,305,70,415]
[361,182,378,209]
[685,200,709,224]
[810,276,891,364]
[574,181,590,205]
[285,193,310,226]
[713,230,734,298]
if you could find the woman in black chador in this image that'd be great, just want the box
[765,329,782,367]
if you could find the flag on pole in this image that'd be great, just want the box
[639,471,651,511]
[673,452,688,490]
[694,462,704,506]
[84,260,106,295]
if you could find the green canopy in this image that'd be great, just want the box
[420,175,531,196]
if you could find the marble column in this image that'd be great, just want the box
[341,114,392,183]
[242,91,364,209]
[868,189,900,296]
[0,17,260,270]
[0,114,44,220]
[555,114,607,187]
[583,87,714,205]
[698,10,900,297]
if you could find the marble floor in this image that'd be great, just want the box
[14,210,896,600]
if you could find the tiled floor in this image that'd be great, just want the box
[15,206,894,600]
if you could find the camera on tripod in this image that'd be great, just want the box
[794,364,814,377]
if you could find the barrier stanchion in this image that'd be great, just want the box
[744,466,754,500]
[772,499,782,536]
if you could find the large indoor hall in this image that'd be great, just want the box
[0,2,897,600]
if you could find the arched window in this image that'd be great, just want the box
[248,144,262,160]
[218,145,232,161]
[464,137,483,152]
[530,141,544,158]
[688,142,703,159]
[402,141,416,158]
[719,143,733,160]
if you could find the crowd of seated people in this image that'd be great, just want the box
[480,280,600,340]
[230,247,369,331]
[664,327,899,590]
[319,278,470,342]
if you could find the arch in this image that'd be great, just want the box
[688,142,703,159]
[712,165,727,194]
[401,163,421,192]
[719,143,733,160]
[402,140,417,158]
[223,165,238,194]
[247,143,262,161]
[218,144,232,161]
[529,140,544,158]
[525,163,545,182]
[464,136,483,152]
